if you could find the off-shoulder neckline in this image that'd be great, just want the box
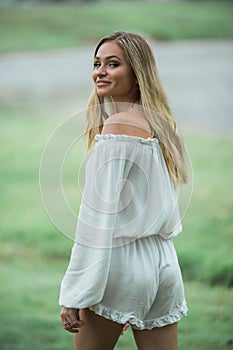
[95,133,159,145]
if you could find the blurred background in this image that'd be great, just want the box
[0,1,232,349]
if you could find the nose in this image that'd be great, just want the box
[96,64,107,77]
[92,64,107,82]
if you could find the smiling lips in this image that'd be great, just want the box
[96,80,111,87]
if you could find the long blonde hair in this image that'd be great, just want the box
[85,31,188,185]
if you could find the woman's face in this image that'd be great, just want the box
[92,41,138,103]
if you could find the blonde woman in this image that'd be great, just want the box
[59,31,189,350]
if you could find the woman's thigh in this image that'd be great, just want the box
[74,308,124,350]
[132,322,178,350]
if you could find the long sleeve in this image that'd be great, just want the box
[59,137,136,308]
[59,134,183,308]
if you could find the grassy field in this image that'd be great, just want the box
[0,99,232,349]
[0,1,233,52]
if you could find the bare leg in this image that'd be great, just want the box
[74,308,124,350]
[132,322,178,350]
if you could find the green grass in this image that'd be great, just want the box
[0,100,232,349]
[0,262,232,349]
[175,134,233,287]
[0,1,233,52]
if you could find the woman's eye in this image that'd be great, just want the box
[93,62,119,69]
[109,62,119,67]
[93,62,101,68]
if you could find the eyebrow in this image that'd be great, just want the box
[94,55,122,61]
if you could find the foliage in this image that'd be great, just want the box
[0,1,233,52]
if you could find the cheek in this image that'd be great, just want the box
[92,71,97,81]
[119,68,135,85]
[127,69,137,85]
[122,74,136,89]
[112,68,129,83]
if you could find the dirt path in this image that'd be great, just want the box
[0,40,232,135]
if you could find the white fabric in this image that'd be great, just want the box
[59,134,187,328]
[75,134,182,248]
[89,234,187,329]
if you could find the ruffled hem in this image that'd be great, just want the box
[95,133,159,146]
[89,300,188,330]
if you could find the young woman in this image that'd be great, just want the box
[59,31,189,350]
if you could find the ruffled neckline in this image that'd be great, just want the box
[95,133,159,145]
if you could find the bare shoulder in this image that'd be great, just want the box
[102,110,153,138]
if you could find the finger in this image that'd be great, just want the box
[69,310,85,327]
[64,326,79,333]
[60,308,85,332]
[76,309,81,321]
[66,328,80,333]
[120,323,130,335]
[60,307,69,319]
[61,308,77,326]
[120,325,126,335]
[60,312,72,326]
[63,321,72,329]
[71,326,81,332]
[63,323,79,333]
[64,323,82,333]
[75,309,85,323]
[62,320,85,333]
[71,320,85,328]
[124,323,130,330]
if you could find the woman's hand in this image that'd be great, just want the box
[60,307,85,333]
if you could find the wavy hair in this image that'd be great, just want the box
[85,31,188,185]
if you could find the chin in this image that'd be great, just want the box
[97,92,111,98]
[97,93,108,96]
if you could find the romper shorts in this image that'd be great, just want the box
[89,234,187,330]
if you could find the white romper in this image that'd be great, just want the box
[59,134,188,329]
